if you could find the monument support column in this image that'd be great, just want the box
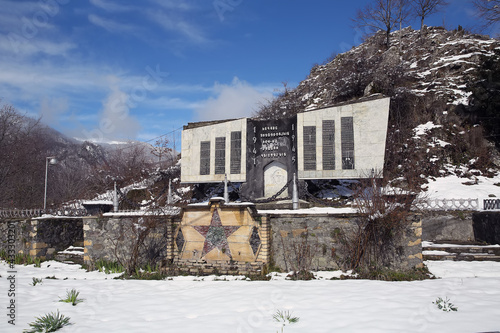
[166,217,174,263]
[224,174,229,203]
[292,173,299,210]
[258,214,271,264]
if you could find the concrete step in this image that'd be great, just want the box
[423,242,500,262]
[54,246,84,265]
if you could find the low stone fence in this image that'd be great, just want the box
[1,202,435,274]
[82,199,270,276]
[421,211,500,245]
[0,218,83,260]
[83,215,179,270]
[421,211,475,242]
[265,212,423,272]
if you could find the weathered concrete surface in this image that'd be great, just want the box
[421,211,474,242]
[267,212,422,272]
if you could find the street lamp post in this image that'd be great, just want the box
[44,156,57,210]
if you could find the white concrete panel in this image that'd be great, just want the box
[298,97,390,179]
[181,118,247,183]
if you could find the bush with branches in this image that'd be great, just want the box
[341,176,418,271]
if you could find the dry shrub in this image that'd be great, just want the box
[278,225,318,279]
[108,215,168,275]
[341,177,416,271]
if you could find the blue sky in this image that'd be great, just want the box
[0,0,492,144]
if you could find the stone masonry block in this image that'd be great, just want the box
[292,228,307,237]
[408,239,421,247]
[32,242,47,249]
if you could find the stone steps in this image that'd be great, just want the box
[423,243,500,262]
[54,246,84,265]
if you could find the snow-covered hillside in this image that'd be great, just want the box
[281,26,500,112]
[255,26,500,191]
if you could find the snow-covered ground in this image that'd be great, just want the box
[2,169,498,332]
[2,260,500,333]
[257,171,500,215]
[424,166,499,198]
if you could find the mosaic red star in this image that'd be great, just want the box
[193,209,240,257]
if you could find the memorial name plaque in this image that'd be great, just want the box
[241,117,297,200]
[215,137,226,174]
[200,141,210,175]
[322,120,335,170]
[341,117,355,170]
[303,126,316,171]
[230,131,242,174]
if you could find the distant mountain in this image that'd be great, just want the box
[29,124,176,206]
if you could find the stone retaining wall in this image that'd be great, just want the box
[1,207,431,274]
[0,218,83,260]
[0,219,31,256]
[421,211,474,242]
[266,212,423,271]
[83,215,179,270]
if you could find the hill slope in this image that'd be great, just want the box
[256,26,500,189]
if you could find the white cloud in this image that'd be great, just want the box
[0,35,76,56]
[39,97,69,127]
[145,96,203,110]
[0,60,107,99]
[88,76,142,142]
[147,10,209,45]
[195,77,273,121]
[147,0,193,11]
[88,14,135,33]
[89,0,135,12]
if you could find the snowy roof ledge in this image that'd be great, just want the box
[258,207,358,216]
[82,200,113,206]
[33,215,87,220]
[103,207,181,217]
[188,197,256,207]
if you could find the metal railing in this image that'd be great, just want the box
[484,199,500,210]
[416,198,479,211]
[0,208,89,219]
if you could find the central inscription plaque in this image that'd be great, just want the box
[240,117,297,200]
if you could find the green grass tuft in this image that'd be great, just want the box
[94,259,125,274]
[59,289,84,306]
[31,277,43,286]
[23,311,71,332]
[433,297,458,312]
[273,310,300,333]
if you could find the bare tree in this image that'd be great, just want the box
[354,0,412,46]
[0,103,51,208]
[411,0,448,29]
[341,174,419,271]
[472,0,500,29]
[85,143,152,196]
[151,137,172,167]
